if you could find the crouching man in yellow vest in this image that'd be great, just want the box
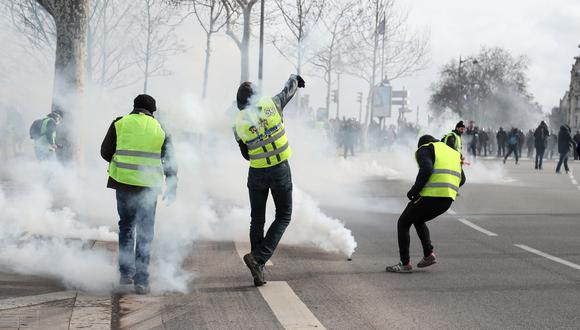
[100,94,177,294]
[386,135,465,273]
[234,74,305,286]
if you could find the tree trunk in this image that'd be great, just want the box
[240,5,253,82]
[143,0,152,93]
[37,0,89,162]
[202,32,212,99]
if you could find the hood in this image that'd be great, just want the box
[417,134,438,148]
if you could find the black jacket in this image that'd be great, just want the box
[407,141,466,199]
[558,125,574,154]
[100,108,177,192]
[534,123,549,149]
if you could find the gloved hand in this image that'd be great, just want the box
[163,176,177,205]
[296,75,305,88]
[406,190,418,201]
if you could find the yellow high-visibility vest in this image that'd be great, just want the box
[234,97,292,168]
[108,113,166,187]
[418,141,462,200]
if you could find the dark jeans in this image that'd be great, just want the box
[497,142,505,157]
[397,196,453,265]
[556,152,570,173]
[343,143,354,159]
[116,189,158,285]
[504,144,518,163]
[535,148,545,169]
[247,161,293,264]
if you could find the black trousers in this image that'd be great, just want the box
[556,152,570,173]
[247,161,293,265]
[397,196,453,265]
[504,144,518,163]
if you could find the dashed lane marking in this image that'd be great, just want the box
[235,241,274,266]
[572,179,578,185]
[234,242,325,329]
[514,244,580,271]
[258,281,326,329]
[458,218,498,237]
[447,209,457,215]
[0,291,76,311]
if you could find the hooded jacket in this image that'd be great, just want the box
[558,125,574,154]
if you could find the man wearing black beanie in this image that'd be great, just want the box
[442,121,466,162]
[100,94,178,294]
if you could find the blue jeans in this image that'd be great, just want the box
[116,189,158,285]
[247,161,293,264]
[535,148,545,169]
[556,152,569,172]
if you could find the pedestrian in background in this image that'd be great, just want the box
[496,127,507,157]
[101,94,178,294]
[503,128,519,164]
[534,121,549,170]
[32,110,62,161]
[556,125,574,174]
[548,132,557,159]
[573,130,580,160]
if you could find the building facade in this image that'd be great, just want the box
[566,54,580,130]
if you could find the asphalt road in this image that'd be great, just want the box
[2,157,580,329]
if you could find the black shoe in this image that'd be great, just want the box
[243,253,266,286]
[120,275,133,285]
[134,283,150,295]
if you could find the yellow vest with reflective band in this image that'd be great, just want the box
[442,131,462,152]
[418,141,462,200]
[235,97,292,168]
[35,117,56,150]
[108,113,166,187]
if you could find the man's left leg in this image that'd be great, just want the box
[254,162,293,265]
[413,197,453,267]
[134,190,158,293]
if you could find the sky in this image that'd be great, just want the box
[395,0,580,124]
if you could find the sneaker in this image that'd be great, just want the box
[243,253,266,286]
[120,275,133,285]
[417,253,437,268]
[134,283,150,295]
[386,262,413,273]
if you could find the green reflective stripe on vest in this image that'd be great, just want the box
[247,128,286,150]
[418,141,462,200]
[248,142,289,160]
[234,97,292,168]
[115,149,161,159]
[108,113,166,187]
[431,169,462,178]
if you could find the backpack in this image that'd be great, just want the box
[29,118,45,139]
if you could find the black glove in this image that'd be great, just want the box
[296,75,305,88]
[406,189,418,201]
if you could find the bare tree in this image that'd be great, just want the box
[5,0,140,88]
[343,0,429,125]
[222,0,258,83]
[190,0,230,99]
[311,0,357,118]
[134,0,185,93]
[271,0,325,75]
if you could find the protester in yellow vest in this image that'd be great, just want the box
[100,94,177,294]
[234,74,305,286]
[33,110,62,161]
[442,120,466,162]
[386,135,465,273]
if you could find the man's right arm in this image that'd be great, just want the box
[271,75,299,114]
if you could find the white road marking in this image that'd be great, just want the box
[514,244,580,271]
[235,241,274,266]
[258,281,325,329]
[572,179,578,185]
[576,186,580,190]
[458,218,498,236]
[0,291,76,311]
[69,293,111,330]
[447,209,457,215]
